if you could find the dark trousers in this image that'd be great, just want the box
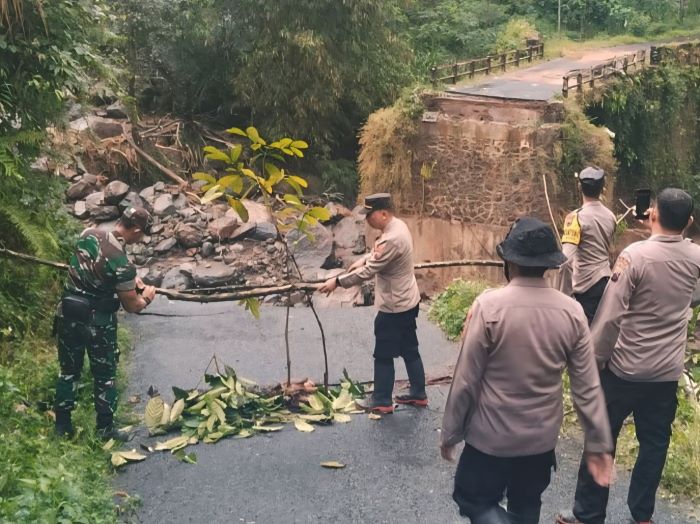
[573,277,609,325]
[372,305,425,405]
[573,368,678,524]
[453,444,556,524]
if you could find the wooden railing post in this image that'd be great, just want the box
[528,47,533,63]
[562,76,568,98]
[452,62,458,84]
[589,68,595,89]
[577,73,583,94]
[515,49,520,67]
[623,57,628,73]
[430,66,437,86]
[540,42,545,57]
[486,56,492,75]
[501,53,506,72]
[469,61,476,79]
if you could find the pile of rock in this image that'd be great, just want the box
[65,176,369,301]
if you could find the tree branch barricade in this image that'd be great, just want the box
[430,42,545,87]
[0,247,503,303]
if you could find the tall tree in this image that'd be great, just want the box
[232,0,413,158]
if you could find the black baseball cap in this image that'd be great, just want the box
[359,193,392,215]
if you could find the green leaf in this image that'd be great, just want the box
[320,461,346,469]
[241,297,260,319]
[174,450,197,464]
[226,127,248,137]
[289,175,308,188]
[201,185,224,204]
[286,178,303,196]
[227,197,249,223]
[145,396,164,432]
[246,126,265,144]
[203,146,231,163]
[170,398,185,423]
[283,194,302,206]
[230,144,243,163]
[241,168,257,179]
[294,419,315,433]
[333,413,352,423]
[308,206,331,222]
[218,175,244,194]
[290,147,304,158]
[291,140,309,149]
[192,172,216,184]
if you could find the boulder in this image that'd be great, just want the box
[172,193,188,210]
[139,186,156,201]
[186,263,242,288]
[73,200,90,219]
[242,199,273,223]
[150,223,165,235]
[66,180,96,200]
[178,208,197,219]
[161,267,192,291]
[175,224,204,248]
[153,194,176,216]
[154,237,177,253]
[208,216,240,240]
[91,205,120,222]
[154,181,165,192]
[324,202,352,224]
[201,241,214,258]
[118,191,145,212]
[85,191,104,208]
[285,223,333,279]
[332,216,364,249]
[105,101,128,119]
[142,268,164,287]
[104,180,130,205]
[69,115,124,139]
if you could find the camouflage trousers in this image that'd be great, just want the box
[54,315,119,416]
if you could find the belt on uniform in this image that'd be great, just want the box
[61,293,120,323]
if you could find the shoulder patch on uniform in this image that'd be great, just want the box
[610,253,631,282]
[561,211,581,245]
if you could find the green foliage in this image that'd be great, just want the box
[493,18,538,54]
[319,159,359,205]
[0,171,79,338]
[429,279,491,340]
[586,65,700,203]
[233,0,413,157]
[0,327,135,522]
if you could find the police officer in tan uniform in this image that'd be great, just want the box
[441,217,613,524]
[318,193,426,413]
[559,167,617,324]
[557,188,700,524]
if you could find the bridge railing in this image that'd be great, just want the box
[430,42,545,87]
[562,49,646,98]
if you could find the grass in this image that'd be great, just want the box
[428,279,491,340]
[0,323,137,522]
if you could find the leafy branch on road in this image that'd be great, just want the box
[108,366,366,468]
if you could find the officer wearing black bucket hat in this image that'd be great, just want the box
[441,217,613,524]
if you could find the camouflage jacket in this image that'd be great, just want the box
[65,228,136,300]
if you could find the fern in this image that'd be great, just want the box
[0,130,43,179]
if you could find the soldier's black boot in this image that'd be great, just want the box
[96,413,132,442]
[55,410,74,438]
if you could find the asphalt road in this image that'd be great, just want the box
[116,298,692,523]
[446,43,650,101]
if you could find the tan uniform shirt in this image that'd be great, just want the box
[441,277,612,457]
[559,201,616,295]
[338,217,421,313]
[592,234,700,382]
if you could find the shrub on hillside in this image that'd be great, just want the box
[428,279,491,340]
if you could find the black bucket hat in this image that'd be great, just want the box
[496,217,566,268]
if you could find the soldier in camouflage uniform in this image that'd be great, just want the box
[55,207,156,439]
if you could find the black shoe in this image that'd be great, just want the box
[55,410,74,438]
[97,426,133,442]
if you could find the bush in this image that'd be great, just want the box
[319,159,359,206]
[492,18,539,54]
[428,279,491,340]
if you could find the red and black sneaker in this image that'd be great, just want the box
[394,394,428,407]
[355,398,394,414]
